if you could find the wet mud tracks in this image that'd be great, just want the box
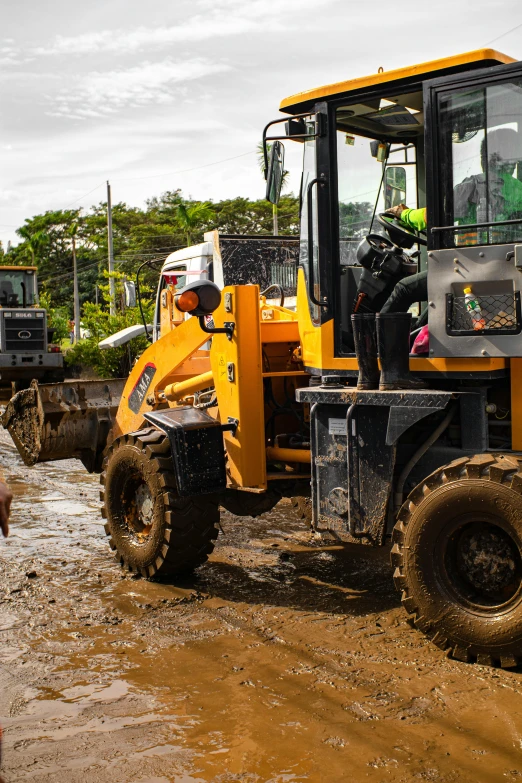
[1,430,522,781]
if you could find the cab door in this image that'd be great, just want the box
[424,61,522,357]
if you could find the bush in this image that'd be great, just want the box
[65,302,153,378]
[39,291,70,343]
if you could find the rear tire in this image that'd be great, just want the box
[392,454,522,667]
[100,428,219,578]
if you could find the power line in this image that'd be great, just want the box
[39,259,102,284]
[113,151,256,183]
[59,182,106,212]
[38,251,175,285]
[486,20,522,45]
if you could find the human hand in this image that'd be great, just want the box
[0,481,12,538]
[384,203,408,219]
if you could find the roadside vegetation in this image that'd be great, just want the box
[1,190,299,376]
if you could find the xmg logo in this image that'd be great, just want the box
[128,363,156,414]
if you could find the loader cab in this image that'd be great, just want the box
[267,49,520,374]
[0,266,38,308]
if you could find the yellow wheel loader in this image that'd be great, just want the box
[7,48,522,666]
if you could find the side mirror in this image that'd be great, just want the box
[124,281,136,308]
[384,166,407,210]
[174,279,221,316]
[266,140,285,205]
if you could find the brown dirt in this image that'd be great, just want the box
[1,428,522,782]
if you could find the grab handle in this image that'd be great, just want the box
[306,178,328,308]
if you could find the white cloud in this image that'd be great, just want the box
[36,21,254,56]
[47,58,232,120]
[34,0,336,57]
[0,42,27,67]
[0,189,22,204]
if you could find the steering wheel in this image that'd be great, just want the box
[377,213,427,249]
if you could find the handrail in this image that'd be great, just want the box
[431,217,522,234]
[306,178,328,308]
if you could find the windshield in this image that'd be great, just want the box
[0,269,37,307]
[336,122,417,265]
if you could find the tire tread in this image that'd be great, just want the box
[100,428,219,579]
[392,453,522,668]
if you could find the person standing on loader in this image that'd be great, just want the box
[380,127,522,317]
[380,205,428,316]
[350,205,428,392]
[354,131,522,394]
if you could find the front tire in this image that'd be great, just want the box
[100,429,219,578]
[392,454,522,667]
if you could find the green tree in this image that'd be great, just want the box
[169,201,215,246]
[15,225,49,265]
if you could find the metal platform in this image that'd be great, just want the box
[298,384,457,546]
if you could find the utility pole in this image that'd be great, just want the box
[107,180,115,316]
[72,234,81,343]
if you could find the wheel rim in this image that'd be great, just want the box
[440,513,522,610]
[120,470,154,544]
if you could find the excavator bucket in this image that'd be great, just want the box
[3,378,124,472]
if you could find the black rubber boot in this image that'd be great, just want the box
[351,313,379,390]
[376,312,427,391]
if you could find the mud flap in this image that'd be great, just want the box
[144,408,227,496]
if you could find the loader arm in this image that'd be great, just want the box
[112,312,212,439]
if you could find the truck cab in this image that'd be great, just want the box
[153,231,299,341]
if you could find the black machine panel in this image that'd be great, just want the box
[2,311,46,352]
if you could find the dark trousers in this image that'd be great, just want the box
[380,271,428,314]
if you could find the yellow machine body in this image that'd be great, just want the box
[112,287,305,490]
[106,47,522,488]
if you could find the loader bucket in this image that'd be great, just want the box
[2,378,124,472]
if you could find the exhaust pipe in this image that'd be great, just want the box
[3,378,124,472]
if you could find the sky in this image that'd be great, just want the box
[1,0,522,250]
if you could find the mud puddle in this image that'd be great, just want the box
[1,429,522,781]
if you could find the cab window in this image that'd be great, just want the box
[335,105,419,266]
[437,78,522,246]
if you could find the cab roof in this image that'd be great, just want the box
[279,49,516,114]
[0,265,37,272]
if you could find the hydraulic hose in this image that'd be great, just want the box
[260,284,284,307]
[394,404,457,511]
[136,258,163,342]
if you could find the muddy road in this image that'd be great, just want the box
[1,429,522,782]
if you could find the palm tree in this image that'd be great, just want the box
[15,225,48,265]
[256,141,290,235]
[174,201,215,246]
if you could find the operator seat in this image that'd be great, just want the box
[0,282,14,306]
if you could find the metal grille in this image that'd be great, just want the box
[270,262,297,295]
[3,314,45,351]
[448,293,520,335]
